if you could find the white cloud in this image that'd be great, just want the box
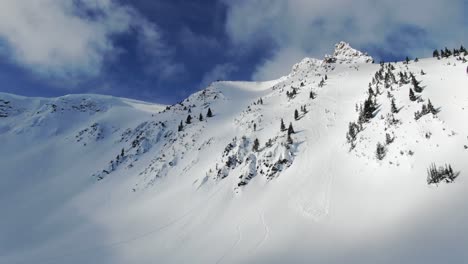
[252,47,307,81]
[135,18,186,80]
[0,0,176,83]
[223,0,467,80]
[179,27,220,54]
[200,63,237,88]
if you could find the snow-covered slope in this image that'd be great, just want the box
[1,43,468,264]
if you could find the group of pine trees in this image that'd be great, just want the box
[358,86,379,123]
[375,133,395,161]
[286,87,298,99]
[414,99,438,120]
[347,62,403,151]
[109,148,126,171]
[280,118,295,145]
[427,163,457,185]
[178,107,213,132]
[293,105,308,120]
[433,46,467,58]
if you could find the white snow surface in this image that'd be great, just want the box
[1,43,468,264]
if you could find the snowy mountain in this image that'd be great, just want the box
[1,42,468,264]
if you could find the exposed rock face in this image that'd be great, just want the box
[325,41,374,64]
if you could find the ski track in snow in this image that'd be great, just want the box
[247,211,270,255]
[215,224,243,264]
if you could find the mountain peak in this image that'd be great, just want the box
[325,41,374,64]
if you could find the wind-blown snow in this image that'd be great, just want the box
[1,43,468,264]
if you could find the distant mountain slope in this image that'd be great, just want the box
[1,43,468,264]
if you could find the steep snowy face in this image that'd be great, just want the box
[325,41,374,64]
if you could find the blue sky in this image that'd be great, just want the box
[0,0,466,104]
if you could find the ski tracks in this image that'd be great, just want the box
[215,224,243,264]
[248,211,270,255]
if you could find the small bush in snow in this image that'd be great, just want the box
[385,133,394,145]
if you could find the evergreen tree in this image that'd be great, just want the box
[376,142,386,160]
[405,56,410,64]
[346,122,359,144]
[363,94,377,121]
[427,99,438,115]
[287,133,293,145]
[461,45,466,53]
[294,109,299,120]
[199,113,203,121]
[288,122,295,135]
[421,104,429,115]
[391,98,398,113]
[319,78,325,87]
[444,47,452,57]
[252,138,260,152]
[121,148,125,157]
[368,87,375,97]
[309,91,315,99]
[186,115,192,124]
[411,74,423,93]
[178,121,183,132]
[433,49,440,57]
[409,88,417,101]
[280,118,286,131]
[207,108,213,118]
